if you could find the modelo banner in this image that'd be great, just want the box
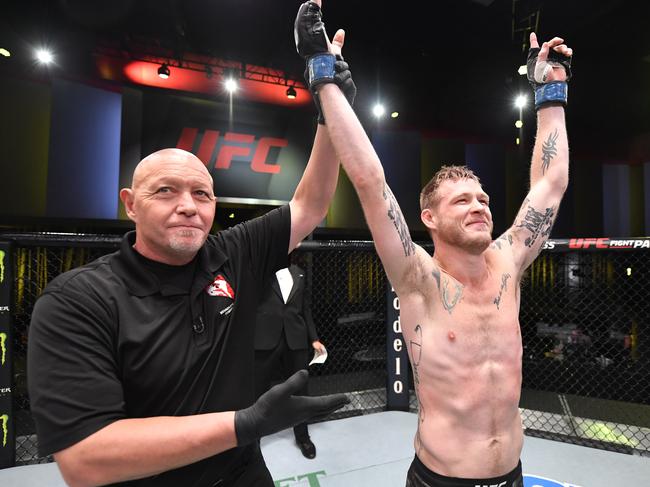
[386,283,410,411]
[0,242,14,468]
[139,92,314,205]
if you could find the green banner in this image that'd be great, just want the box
[0,242,14,468]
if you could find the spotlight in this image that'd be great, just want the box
[515,120,523,129]
[286,85,297,99]
[224,78,238,93]
[222,68,239,93]
[372,103,386,118]
[517,65,527,76]
[0,48,10,57]
[157,63,170,79]
[391,111,399,119]
[35,48,53,64]
[514,94,527,109]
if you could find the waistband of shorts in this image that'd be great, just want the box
[412,455,522,486]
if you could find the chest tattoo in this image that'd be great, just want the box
[432,268,464,314]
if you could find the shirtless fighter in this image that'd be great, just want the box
[294,2,573,485]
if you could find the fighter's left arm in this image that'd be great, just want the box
[504,33,573,275]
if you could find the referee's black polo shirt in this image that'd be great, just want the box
[27,205,291,486]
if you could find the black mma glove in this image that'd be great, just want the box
[234,370,349,446]
[526,44,572,110]
[294,1,356,124]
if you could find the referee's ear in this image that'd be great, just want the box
[120,188,136,221]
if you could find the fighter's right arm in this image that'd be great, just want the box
[319,82,428,293]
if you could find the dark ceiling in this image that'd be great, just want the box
[3,0,650,158]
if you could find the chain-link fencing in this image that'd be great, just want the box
[519,239,650,454]
[1,234,649,466]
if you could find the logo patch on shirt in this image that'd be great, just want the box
[206,274,235,299]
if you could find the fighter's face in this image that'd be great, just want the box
[432,179,493,254]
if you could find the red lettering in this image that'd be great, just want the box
[214,133,254,169]
[569,238,583,249]
[197,130,220,166]
[251,137,287,174]
[596,238,609,249]
[177,128,288,174]
[176,127,198,151]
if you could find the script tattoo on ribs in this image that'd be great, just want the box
[541,128,559,175]
[515,199,556,248]
[384,184,415,257]
[494,273,512,309]
[411,324,425,456]
[432,267,463,314]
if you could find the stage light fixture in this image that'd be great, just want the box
[514,94,527,109]
[373,103,386,118]
[391,111,399,118]
[0,48,10,57]
[157,63,170,79]
[35,48,54,64]
[286,85,297,99]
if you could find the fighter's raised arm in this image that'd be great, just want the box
[500,32,572,277]
[295,0,429,294]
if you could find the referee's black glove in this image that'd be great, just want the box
[234,370,349,446]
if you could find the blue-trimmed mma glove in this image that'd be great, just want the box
[234,370,349,446]
[527,42,572,110]
[294,1,356,124]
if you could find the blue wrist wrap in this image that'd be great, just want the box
[307,53,336,86]
[534,81,568,109]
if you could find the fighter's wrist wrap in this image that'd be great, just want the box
[534,81,568,110]
[307,53,336,87]
[305,54,356,124]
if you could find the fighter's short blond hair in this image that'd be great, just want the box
[419,165,481,211]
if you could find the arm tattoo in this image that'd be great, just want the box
[515,199,556,248]
[494,273,512,309]
[490,233,513,250]
[541,129,559,175]
[432,269,463,314]
[411,324,425,455]
[383,184,415,257]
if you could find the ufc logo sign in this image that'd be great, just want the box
[176,128,288,174]
[568,238,609,249]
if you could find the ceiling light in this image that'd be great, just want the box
[517,65,527,76]
[373,103,386,118]
[0,48,10,57]
[515,120,523,128]
[514,94,527,109]
[391,111,399,118]
[35,48,53,64]
[224,78,238,93]
[286,85,297,99]
[157,63,170,79]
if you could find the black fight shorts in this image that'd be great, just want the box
[405,455,523,487]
